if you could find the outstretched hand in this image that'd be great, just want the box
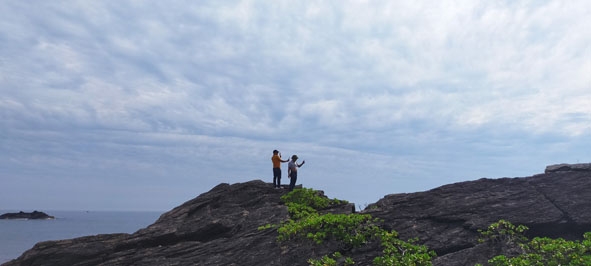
[302,160,305,164]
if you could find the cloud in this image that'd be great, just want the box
[1,0,590,210]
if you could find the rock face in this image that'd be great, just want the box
[4,181,346,266]
[0,211,54,220]
[545,163,591,173]
[367,168,591,265]
[5,164,591,266]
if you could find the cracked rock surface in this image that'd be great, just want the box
[368,168,591,265]
[5,165,591,266]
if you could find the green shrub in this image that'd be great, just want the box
[308,252,355,266]
[271,188,436,266]
[374,231,435,266]
[277,211,379,246]
[285,202,318,220]
[276,189,378,247]
[280,188,347,210]
[478,219,528,246]
[488,234,591,265]
[480,221,591,266]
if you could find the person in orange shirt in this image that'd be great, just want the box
[272,150,289,188]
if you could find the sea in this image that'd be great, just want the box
[0,210,162,264]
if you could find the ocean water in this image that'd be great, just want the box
[0,210,162,264]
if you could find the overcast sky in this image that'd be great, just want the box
[1,1,590,211]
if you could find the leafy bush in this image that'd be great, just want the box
[280,188,347,210]
[284,202,318,220]
[277,211,379,247]
[276,189,380,248]
[479,221,591,266]
[487,234,591,265]
[478,219,528,246]
[308,252,354,266]
[266,188,436,266]
[374,231,435,266]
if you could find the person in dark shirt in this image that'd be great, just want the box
[287,154,305,191]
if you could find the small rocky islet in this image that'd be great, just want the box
[0,211,55,220]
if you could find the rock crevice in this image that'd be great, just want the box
[530,181,575,224]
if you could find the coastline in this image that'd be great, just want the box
[0,210,161,264]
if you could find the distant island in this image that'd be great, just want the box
[0,211,55,220]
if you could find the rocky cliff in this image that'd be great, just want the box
[4,163,591,266]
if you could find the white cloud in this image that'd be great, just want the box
[1,0,591,210]
[3,0,589,135]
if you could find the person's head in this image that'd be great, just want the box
[291,155,298,161]
[273,150,279,154]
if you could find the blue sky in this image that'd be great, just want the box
[1,1,590,211]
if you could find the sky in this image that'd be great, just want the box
[1,1,590,212]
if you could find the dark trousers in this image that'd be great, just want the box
[289,172,298,191]
[273,168,281,188]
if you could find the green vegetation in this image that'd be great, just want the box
[308,252,354,266]
[477,220,591,266]
[280,187,348,210]
[262,194,591,266]
[478,219,529,246]
[373,231,434,266]
[260,188,436,266]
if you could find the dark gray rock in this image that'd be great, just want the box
[545,163,591,173]
[367,167,591,265]
[0,211,54,220]
[4,181,350,266]
[4,164,591,266]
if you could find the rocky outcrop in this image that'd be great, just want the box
[4,181,353,266]
[0,211,54,220]
[4,164,591,266]
[367,169,591,265]
[545,162,591,173]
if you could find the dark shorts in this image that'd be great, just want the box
[273,168,281,177]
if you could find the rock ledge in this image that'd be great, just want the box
[545,163,591,173]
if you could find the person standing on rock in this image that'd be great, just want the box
[288,155,305,191]
[272,150,289,189]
